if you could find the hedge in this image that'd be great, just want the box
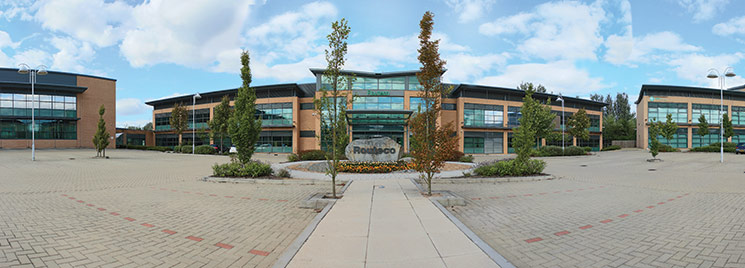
[532,146,588,157]
[116,144,172,152]
[601,145,621,151]
[473,159,546,177]
[194,145,216,154]
[212,161,273,178]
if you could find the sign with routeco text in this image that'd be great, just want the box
[345,137,402,162]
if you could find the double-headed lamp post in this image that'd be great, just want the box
[706,67,736,163]
[557,94,565,153]
[18,64,48,161]
[192,93,202,155]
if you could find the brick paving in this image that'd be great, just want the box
[0,149,333,267]
[439,150,745,268]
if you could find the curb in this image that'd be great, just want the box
[425,174,555,184]
[202,176,348,185]
[272,180,354,268]
[410,178,516,268]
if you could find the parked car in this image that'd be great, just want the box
[736,143,745,154]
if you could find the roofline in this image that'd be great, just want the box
[309,68,446,78]
[453,83,607,106]
[0,81,88,93]
[144,83,300,106]
[0,67,116,82]
[634,84,745,104]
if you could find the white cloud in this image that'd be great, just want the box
[605,31,701,66]
[713,16,745,36]
[677,0,729,23]
[116,98,150,117]
[49,37,97,74]
[35,0,132,47]
[0,30,20,48]
[445,0,496,23]
[478,1,607,61]
[442,52,510,83]
[667,53,745,86]
[476,61,610,96]
[10,49,52,67]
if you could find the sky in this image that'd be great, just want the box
[2,0,745,127]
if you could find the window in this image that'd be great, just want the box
[464,103,503,128]
[321,75,349,90]
[577,135,601,151]
[300,103,315,110]
[410,97,425,112]
[187,108,210,129]
[552,111,573,130]
[732,106,745,126]
[692,128,720,147]
[155,134,178,147]
[300,130,315,137]
[256,131,292,153]
[589,115,601,132]
[407,76,421,91]
[182,132,209,146]
[648,102,687,123]
[732,129,745,144]
[351,77,377,90]
[378,77,406,90]
[256,103,293,126]
[0,93,76,118]
[507,106,521,127]
[546,134,573,147]
[443,103,456,110]
[154,113,171,131]
[649,127,687,148]
[464,132,503,154]
[692,104,726,125]
[0,119,76,140]
[353,97,404,110]
[126,134,146,146]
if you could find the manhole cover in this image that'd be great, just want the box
[69,158,75,160]
[580,165,587,167]
[648,168,656,171]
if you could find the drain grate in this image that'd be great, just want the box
[648,168,656,171]
[580,164,587,167]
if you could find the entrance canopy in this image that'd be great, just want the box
[345,110,413,126]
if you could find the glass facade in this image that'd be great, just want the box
[410,97,425,112]
[648,102,687,123]
[256,131,292,153]
[154,113,171,131]
[256,103,292,127]
[187,108,210,129]
[692,104,726,125]
[732,129,745,144]
[0,119,76,139]
[353,97,404,110]
[546,134,573,147]
[127,134,146,146]
[589,114,600,132]
[321,75,349,90]
[155,134,179,147]
[732,106,745,126]
[464,103,503,128]
[378,77,406,90]
[181,132,210,146]
[507,106,521,127]
[463,132,503,154]
[552,111,572,130]
[649,127,687,148]
[577,135,601,151]
[692,128,720,147]
[407,76,421,91]
[0,93,77,118]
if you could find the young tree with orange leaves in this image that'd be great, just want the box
[410,11,458,196]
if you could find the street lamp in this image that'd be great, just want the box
[192,93,201,155]
[17,63,48,161]
[557,94,565,153]
[706,67,736,163]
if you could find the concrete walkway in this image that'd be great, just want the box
[286,178,498,268]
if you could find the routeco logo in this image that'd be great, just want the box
[353,146,396,155]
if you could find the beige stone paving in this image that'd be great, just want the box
[438,150,745,268]
[0,149,333,267]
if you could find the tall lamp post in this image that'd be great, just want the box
[17,64,48,161]
[706,67,736,163]
[192,93,201,155]
[557,94,565,153]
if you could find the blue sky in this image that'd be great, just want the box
[1,0,745,127]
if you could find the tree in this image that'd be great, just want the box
[169,103,188,145]
[143,122,153,131]
[723,113,734,140]
[410,11,459,196]
[567,108,590,142]
[696,114,708,145]
[649,114,677,159]
[93,105,110,157]
[518,82,547,93]
[228,50,262,164]
[209,95,233,152]
[514,89,555,162]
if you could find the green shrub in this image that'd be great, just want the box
[532,145,587,157]
[459,155,474,163]
[118,144,171,152]
[179,145,192,154]
[299,150,328,161]
[212,161,273,178]
[690,146,736,153]
[194,145,216,154]
[473,159,546,177]
[400,152,413,158]
[658,144,680,152]
[709,142,737,149]
[287,153,300,162]
[582,146,592,152]
[173,145,182,152]
[276,168,291,178]
[601,145,621,151]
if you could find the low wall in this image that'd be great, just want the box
[612,140,636,148]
